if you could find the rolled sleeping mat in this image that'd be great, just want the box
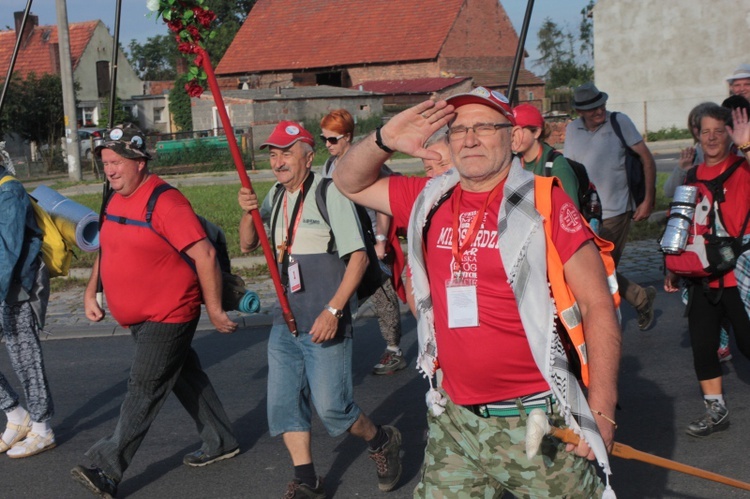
[238,291,261,314]
[30,185,99,252]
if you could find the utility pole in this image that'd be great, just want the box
[55,0,81,181]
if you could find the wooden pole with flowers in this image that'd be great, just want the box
[149,0,298,335]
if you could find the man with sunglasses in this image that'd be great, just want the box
[71,123,239,498]
[333,87,621,497]
[565,82,658,331]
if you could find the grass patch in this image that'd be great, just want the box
[65,181,276,268]
[50,276,88,293]
[233,264,270,281]
[645,126,692,142]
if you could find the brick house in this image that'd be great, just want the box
[215,0,544,108]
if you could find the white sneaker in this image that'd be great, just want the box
[7,431,56,458]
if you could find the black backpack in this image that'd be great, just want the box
[270,175,388,304]
[544,149,602,225]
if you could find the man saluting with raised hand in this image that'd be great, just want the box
[333,88,622,498]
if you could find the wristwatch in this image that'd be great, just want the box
[375,234,387,242]
[324,304,343,319]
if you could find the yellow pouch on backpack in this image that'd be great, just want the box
[0,175,73,277]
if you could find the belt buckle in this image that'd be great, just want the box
[468,404,490,418]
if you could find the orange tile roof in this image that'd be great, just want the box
[216,0,466,75]
[0,20,99,79]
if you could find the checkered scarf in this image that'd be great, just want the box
[407,159,613,478]
[734,235,750,319]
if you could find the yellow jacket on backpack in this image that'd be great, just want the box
[0,175,73,277]
[535,175,621,387]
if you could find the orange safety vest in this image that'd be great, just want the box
[534,176,621,387]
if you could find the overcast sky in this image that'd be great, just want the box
[0,0,591,70]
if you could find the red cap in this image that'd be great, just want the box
[512,103,544,129]
[446,87,516,125]
[261,121,315,149]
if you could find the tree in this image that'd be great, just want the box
[127,0,256,79]
[534,2,595,90]
[0,72,69,171]
[1,73,65,144]
[169,73,193,131]
[97,96,137,128]
[128,35,179,80]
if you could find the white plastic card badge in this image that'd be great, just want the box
[446,279,478,328]
[289,260,302,293]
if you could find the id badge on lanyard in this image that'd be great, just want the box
[446,275,478,328]
[445,182,502,329]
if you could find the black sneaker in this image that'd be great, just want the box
[373,349,407,375]
[283,477,326,499]
[183,446,240,467]
[71,465,118,498]
[368,425,402,491]
[637,286,657,330]
[686,399,729,437]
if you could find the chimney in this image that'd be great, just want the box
[14,11,39,47]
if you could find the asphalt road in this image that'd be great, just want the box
[2,279,750,498]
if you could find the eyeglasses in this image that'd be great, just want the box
[320,134,345,145]
[446,123,512,141]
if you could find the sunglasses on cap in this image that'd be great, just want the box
[320,134,345,145]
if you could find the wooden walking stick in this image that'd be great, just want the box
[526,409,750,492]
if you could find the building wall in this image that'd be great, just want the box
[134,96,171,133]
[191,95,383,141]
[441,0,517,64]
[593,0,750,133]
[74,22,142,103]
[348,61,441,86]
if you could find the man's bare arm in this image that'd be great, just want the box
[631,141,656,221]
[563,240,621,456]
[185,238,238,334]
[238,187,260,253]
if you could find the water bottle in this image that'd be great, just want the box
[660,185,697,254]
[587,192,602,235]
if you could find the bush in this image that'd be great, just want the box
[645,126,692,142]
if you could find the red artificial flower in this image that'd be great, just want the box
[166,19,183,33]
[186,25,201,41]
[193,52,204,68]
[185,80,204,97]
[195,8,216,28]
[177,42,197,54]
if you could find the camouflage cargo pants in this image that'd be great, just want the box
[414,393,604,498]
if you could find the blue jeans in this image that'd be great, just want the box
[86,318,238,482]
[267,324,361,437]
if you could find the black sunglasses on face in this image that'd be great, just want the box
[320,134,345,144]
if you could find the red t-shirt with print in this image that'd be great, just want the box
[390,175,592,404]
